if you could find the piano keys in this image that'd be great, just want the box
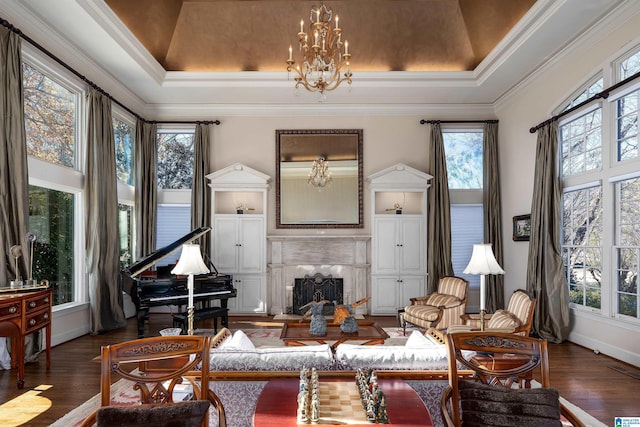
[121,226,235,337]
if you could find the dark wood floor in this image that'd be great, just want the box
[1,314,639,426]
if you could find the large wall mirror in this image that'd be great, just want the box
[276,129,363,229]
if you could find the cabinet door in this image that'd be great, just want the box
[399,218,425,274]
[371,276,401,315]
[213,216,239,271]
[237,217,264,273]
[372,217,400,274]
[232,274,266,314]
[398,275,426,308]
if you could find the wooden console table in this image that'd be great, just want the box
[0,288,52,389]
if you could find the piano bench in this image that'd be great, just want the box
[172,307,229,334]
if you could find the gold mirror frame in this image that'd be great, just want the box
[276,129,363,229]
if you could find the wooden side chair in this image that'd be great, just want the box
[441,331,584,427]
[80,335,225,427]
[403,276,469,335]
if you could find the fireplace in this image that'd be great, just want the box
[267,235,370,316]
[293,273,343,316]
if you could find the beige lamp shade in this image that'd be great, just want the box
[463,243,504,275]
[463,243,504,313]
[171,244,210,276]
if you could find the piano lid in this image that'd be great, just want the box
[124,226,211,278]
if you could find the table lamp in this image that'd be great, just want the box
[463,243,504,331]
[171,244,210,335]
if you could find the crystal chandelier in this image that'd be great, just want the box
[308,157,332,189]
[286,3,352,101]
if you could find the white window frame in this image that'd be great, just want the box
[23,46,89,309]
[558,41,640,326]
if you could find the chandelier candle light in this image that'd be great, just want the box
[286,2,352,101]
[308,156,332,189]
[463,243,505,331]
[171,244,210,335]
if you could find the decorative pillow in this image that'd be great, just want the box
[334,343,450,370]
[487,310,522,331]
[458,381,562,426]
[210,344,334,371]
[95,400,210,427]
[405,330,439,348]
[425,293,461,308]
[219,330,255,350]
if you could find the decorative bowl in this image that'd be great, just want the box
[159,327,182,336]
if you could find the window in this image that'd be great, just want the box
[616,52,640,162]
[23,55,83,308]
[23,63,77,168]
[443,129,484,301]
[560,45,640,322]
[615,177,640,319]
[442,131,483,189]
[562,185,602,309]
[118,203,134,270]
[28,185,75,305]
[114,117,134,185]
[560,108,602,176]
[157,131,194,189]
[156,204,191,266]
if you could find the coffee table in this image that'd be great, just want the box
[253,378,433,426]
[280,321,389,350]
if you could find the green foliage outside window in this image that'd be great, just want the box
[28,186,74,306]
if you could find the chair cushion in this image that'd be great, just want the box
[95,400,210,427]
[458,381,562,426]
[487,309,522,331]
[425,293,461,308]
[405,304,441,320]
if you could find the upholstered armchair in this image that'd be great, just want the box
[402,276,469,335]
[450,289,536,335]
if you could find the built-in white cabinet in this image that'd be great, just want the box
[206,164,271,314]
[367,164,432,315]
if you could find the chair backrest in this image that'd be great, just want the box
[505,289,536,335]
[83,335,226,427]
[437,276,469,301]
[441,331,583,427]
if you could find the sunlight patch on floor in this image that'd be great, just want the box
[0,384,52,427]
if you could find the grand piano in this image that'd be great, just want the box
[121,226,235,337]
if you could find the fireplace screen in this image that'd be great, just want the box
[293,273,344,316]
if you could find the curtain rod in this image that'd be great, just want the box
[1,18,220,126]
[152,120,221,125]
[529,69,640,133]
[420,119,498,125]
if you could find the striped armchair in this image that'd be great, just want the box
[453,289,536,335]
[402,276,469,335]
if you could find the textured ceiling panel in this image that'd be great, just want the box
[105,0,535,72]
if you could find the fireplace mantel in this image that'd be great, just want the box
[267,235,370,316]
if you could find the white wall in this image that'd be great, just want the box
[496,3,640,366]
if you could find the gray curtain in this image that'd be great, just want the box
[85,88,126,334]
[427,122,454,293]
[191,123,211,256]
[134,119,157,259]
[526,121,570,343]
[0,27,30,286]
[483,122,505,312]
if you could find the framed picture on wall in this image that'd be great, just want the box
[512,214,531,241]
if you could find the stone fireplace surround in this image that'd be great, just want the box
[267,235,370,316]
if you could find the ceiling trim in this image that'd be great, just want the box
[144,102,496,119]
